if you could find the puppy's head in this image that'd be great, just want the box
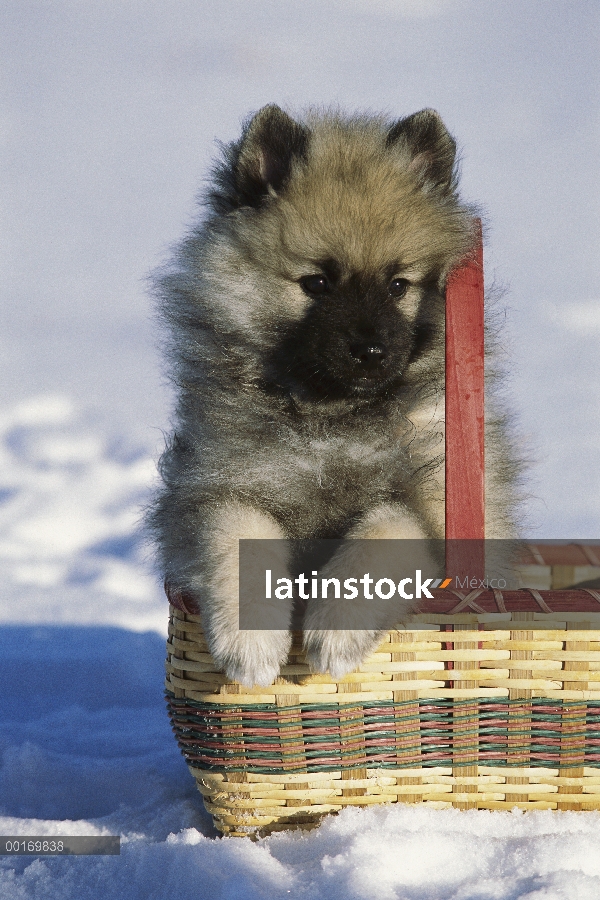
[205,105,476,399]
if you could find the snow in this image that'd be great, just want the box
[0,396,164,634]
[2,399,600,898]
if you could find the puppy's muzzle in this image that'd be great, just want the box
[350,341,388,376]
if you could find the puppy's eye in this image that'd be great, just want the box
[389,278,410,299]
[300,275,330,296]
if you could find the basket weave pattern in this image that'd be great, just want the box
[166,589,600,835]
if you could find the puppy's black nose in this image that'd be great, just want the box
[350,341,387,365]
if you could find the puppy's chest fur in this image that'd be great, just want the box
[199,395,443,538]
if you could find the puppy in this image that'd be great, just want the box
[149,105,518,685]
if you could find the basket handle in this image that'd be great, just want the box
[445,219,485,577]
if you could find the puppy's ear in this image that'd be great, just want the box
[386,109,457,192]
[235,105,309,207]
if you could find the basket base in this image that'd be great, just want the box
[185,763,600,837]
[166,605,600,835]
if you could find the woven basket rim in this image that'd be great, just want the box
[165,584,600,617]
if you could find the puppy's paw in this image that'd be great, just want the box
[211,629,292,687]
[303,629,383,679]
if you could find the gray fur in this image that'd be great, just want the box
[148,106,519,686]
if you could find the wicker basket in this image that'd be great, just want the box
[166,586,600,836]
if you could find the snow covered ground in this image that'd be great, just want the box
[0,395,164,634]
[2,396,600,899]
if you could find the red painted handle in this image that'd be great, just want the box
[445,220,485,576]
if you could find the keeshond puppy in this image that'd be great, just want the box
[149,105,517,686]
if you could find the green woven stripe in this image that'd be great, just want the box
[166,693,600,774]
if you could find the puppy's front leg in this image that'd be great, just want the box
[303,504,435,678]
[198,503,292,687]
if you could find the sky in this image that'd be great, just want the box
[1,0,599,537]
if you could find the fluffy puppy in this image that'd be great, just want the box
[149,105,518,685]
